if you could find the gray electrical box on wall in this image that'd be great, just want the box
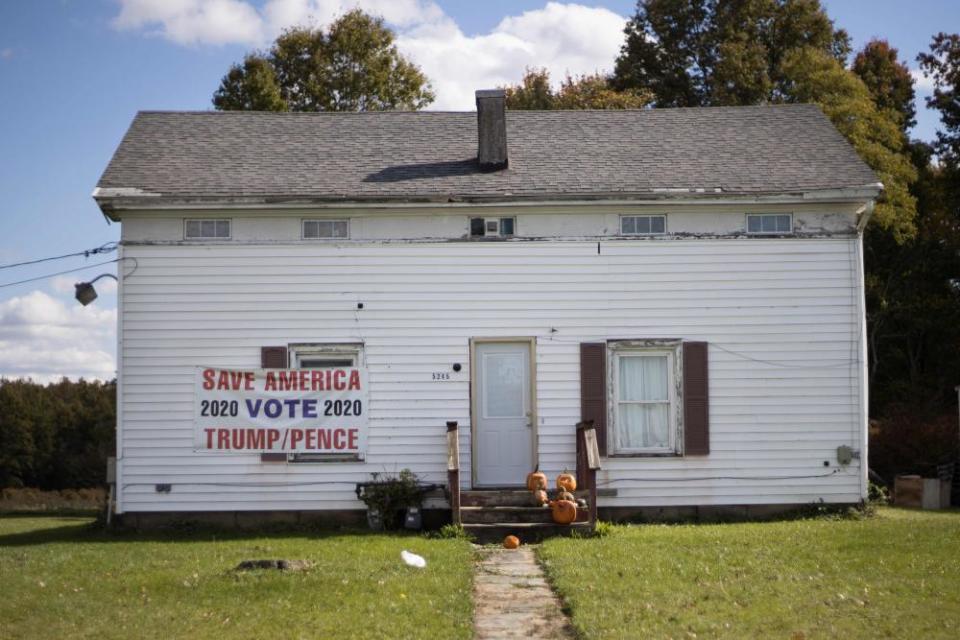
[836,446,854,466]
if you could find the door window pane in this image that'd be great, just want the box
[483,353,524,418]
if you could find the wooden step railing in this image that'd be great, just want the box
[576,420,602,528]
[447,421,461,525]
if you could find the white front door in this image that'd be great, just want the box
[474,341,533,487]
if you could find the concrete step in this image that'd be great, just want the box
[464,522,593,544]
[462,505,554,524]
[461,505,590,524]
[462,490,588,507]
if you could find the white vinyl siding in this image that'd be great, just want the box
[184,219,230,239]
[116,236,865,513]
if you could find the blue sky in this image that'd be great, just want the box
[0,0,956,380]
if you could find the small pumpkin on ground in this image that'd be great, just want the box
[549,499,578,525]
[503,535,521,549]
[532,489,549,506]
[556,470,577,493]
[526,467,547,491]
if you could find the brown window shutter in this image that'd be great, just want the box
[683,341,710,455]
[260,346,288,462]
[261,346,288,369]
[580,342,607,456]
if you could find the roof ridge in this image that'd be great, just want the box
[133,103,821,117]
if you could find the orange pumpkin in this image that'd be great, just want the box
[526,468,548,491]
[532,489,549,506]
[550,499,578,525]
[556,471,577,493]
[503,535,521,549]
[556,491,575,503]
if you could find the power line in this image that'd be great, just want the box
[0,242,117,270]
[0,259,118,289]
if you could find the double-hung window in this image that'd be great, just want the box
[610,342,680,454]
[288,343,364,462]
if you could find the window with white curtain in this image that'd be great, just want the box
[611,347,678,454]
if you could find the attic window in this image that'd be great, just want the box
[185,219,231,240]
[621,215,666,235]
[303,219,349,239]
[470,217,515,238]
[747,214,792,234]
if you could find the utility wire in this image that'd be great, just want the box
[0,242,117,270]
[0,259,118,289]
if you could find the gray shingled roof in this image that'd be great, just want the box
[95,104,879,210]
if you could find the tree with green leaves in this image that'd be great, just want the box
[613,0,850,107]
[504,68,652,110]
[0,378,116,489]
[852,39,916,133]
[918,32,960,163]
[213,10,434,112]
[779,46,917,241]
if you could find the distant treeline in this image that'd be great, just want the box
[0,378,115,489]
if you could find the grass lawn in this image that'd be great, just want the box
[0,516,473,640]
[540,507,960,639]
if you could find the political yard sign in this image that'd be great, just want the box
[194,367,369,456]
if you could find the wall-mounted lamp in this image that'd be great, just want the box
[75,273,118,306]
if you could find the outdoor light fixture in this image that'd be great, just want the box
[75,273,118,306]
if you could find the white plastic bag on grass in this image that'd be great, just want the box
[401,550,426,568]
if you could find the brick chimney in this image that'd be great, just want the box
[476,89,508,171]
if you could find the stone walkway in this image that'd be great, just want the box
[473,546,575,640]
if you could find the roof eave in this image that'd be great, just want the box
[93,183,884,220]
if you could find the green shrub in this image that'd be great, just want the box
[356,468,423,530]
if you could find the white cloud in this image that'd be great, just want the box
[111,0,629,109]
[112,0,264,46]
[0,291,116,383]
[910,68,935,93]
[401,3,627,109]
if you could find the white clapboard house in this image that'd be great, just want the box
[94,90,880,531]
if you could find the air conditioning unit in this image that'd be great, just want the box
[470,217,515,238]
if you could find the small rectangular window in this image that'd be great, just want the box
[470,217,516,238]
[746,214,792,235]
[621,215,666,235]
[470,217,486,237]
[185,219,231,240]
[302,219,349,239]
